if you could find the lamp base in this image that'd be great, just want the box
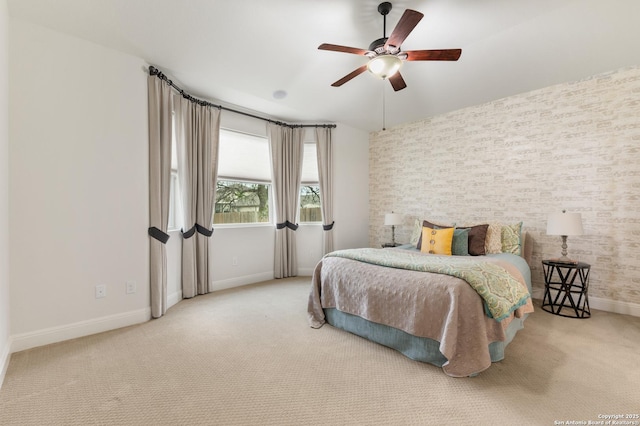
[552,236,578,263]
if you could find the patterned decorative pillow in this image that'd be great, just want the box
[457,224,489,256]
[420,227,455,255]
[410,219,422,246]
[502,222,523,255]
[485,223,503,254]
[416,220,455,249]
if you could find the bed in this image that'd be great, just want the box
[307,226,534,377]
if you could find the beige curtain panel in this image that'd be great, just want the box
[315,127,334,255]
[269,124,304,279]
[174,95,220,299]
[147,76,173,318]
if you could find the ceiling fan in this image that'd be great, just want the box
[318,2,462,91]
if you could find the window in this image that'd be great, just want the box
[168,113,182,231]
[214,180,270,224]
[168,171,182,230]
[214,130,272,225]
[300,141,321,223]
[171,127,322,227]
[300,184,321,222]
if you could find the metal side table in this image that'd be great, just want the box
[542,260,591,318]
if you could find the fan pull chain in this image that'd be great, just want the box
[382,83,387,131]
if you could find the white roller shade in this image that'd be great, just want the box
[301,142,319,185]
[217,128,318,184]
[217,129,271,182]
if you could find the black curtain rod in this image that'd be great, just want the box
[148,66,336,129]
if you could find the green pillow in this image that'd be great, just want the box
[452,228,470,256]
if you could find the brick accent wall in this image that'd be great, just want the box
[369,66,640,307]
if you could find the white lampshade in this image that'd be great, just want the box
[367,55,402,79]
[384,213,403,226]
[547,211,583,236]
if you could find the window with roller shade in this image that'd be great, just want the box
[169,124,318,228]
[299,142,321,223]
[215,129,272,225]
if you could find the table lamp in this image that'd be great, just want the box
[384,212,403,246]
[546,210,583,263]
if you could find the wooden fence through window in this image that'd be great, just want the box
[213,207,322,224]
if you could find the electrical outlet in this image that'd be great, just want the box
[126,281,137,294]
[95,284,106,299]
[232,256,238,266]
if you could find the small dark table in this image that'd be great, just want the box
[541,260,591,318]
[381,243,401,248]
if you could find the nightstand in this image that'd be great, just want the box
[541,260,591,318]
[381,243,401,248]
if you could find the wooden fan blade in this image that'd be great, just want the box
[318,43,369,56]
[331,65,368,87]
[405,49,462,61]
[388,72,407,92]
[384,9,424,50]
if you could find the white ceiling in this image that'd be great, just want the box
[8,0,640,132]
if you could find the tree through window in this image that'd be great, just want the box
[214,180,270,224]
[300,185,321,223]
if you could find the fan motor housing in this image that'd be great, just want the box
[368,37,388,54]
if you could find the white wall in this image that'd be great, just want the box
[0,0,12,387]
[7,18,370,353]
[9,19,150,351]
[333,124,370,250]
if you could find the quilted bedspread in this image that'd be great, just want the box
[307,248,534,377]
[326,248,530,321]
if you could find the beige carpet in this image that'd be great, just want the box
[1,277,639,425]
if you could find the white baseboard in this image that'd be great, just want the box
[210,270,313,292]
[10,307,151,354]
[531,288,544,300]
[0,337,11,390]
[297,268,314,276]
[589,296,640,317]
[211,271,275,292]
[168,290,183,309]
[531,289,640,317]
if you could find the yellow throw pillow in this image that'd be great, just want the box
[420,227,454,255]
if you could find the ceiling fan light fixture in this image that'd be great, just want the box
[319,4,460,91]
[367,54,402,80]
